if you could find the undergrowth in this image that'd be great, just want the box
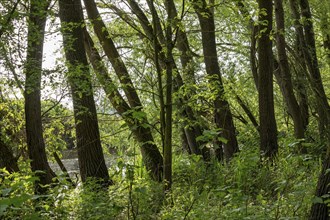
[0,146,319,219]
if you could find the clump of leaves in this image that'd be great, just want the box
[0,168,42,219]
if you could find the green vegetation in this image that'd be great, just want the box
[0,146,320,219]
[1,0,329,219]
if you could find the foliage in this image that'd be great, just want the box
[0,144,320,219]
[1,0,330,218]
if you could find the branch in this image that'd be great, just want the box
[0,0,21,38]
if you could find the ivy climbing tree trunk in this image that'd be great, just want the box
[58,0,110,184]
[24,0,55,193]
[257,0,278,159]
[192,0,239,160]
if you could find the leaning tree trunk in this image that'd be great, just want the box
[192,0,239,160]
[292,0,330,218]
[24,0,56,194]
[299,0,330,141]
[274,0,307,153]
[58,0,110,184]
[83,0,163,181]
[257,0,278,159]
[83,31,163,181]
[291,0,330,141]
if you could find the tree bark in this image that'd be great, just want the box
[309,149,330,219]
[236,0,259,90]
[24,0,56,193]
[164,0,207,157]
[58,0,110,184]
[288,0,310,131]
[299,0,330,142]
[83,0,164,181]
[83,30,163,182]
[192,0,239,160]
[83,0,141,109]
[274,0,307,153]
[0,139,19,173]
[257,0,278,159]
[163,0,173,191]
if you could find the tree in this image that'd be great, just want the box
[0,0,20,38]
[83,0,164,181]
[24,0,55,193]
[163,0,174,191]
[289,0,330,141]
[274,0,307,153]
[192,0,239,160]
[309,151,330,219]
[257,0,278,159]
[58,0,111,184]
[0,140,19,173]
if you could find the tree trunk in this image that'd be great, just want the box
[83,0,163,181]
[58,0,110,184]
[274,0,306,153]
[83,30,163,181]
[288,0,310,131]
[127,0,206,158]
[289,0,330,141]
[309,148,330,219]
[236,0,259,90]
[163,1,173,191]
[0,139,19,173]
[24,0,55,193]
[192,0,239,160]
[257,0,278,159]
[299,0,330,142]
[83,0,141,109]
[165,0,206,157]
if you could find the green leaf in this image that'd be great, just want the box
[0,204,8,216]
[312,196,324,204]
[217,136,228,144]
[1,188,11,197]
[132,111,146,122]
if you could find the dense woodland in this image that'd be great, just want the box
[0,0,329,219]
